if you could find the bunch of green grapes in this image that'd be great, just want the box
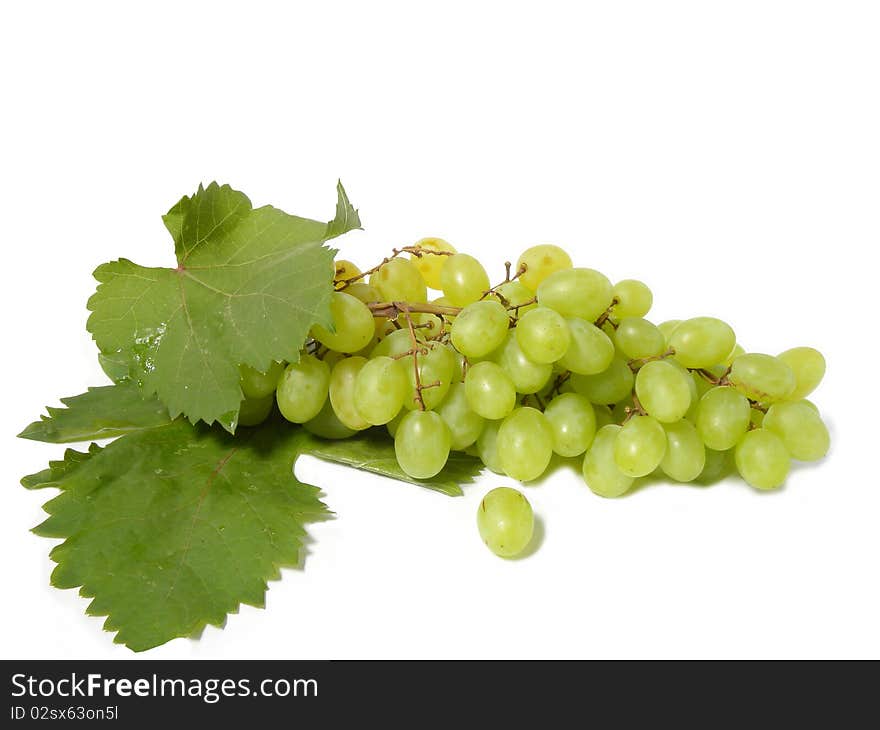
[235,239,829,558]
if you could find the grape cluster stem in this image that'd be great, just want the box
[335,245,456,289]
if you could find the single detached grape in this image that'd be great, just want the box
[695,386,751,450]
[537,267,614,322]
[334,259,361,289]
[450,300,510,358]
[659,420,706,482]
[477,487,535,558]
[516,244,573,291]
[777,347,826,400]
[329,356,370,430]
[497,407,554,482]
[614,318,667,360]
[728,353,796,403]
[611,279,653,319]
[558,318,615,375]
[764,400,830,461]
[735,428,790,490]
[613,415,667,478]
[465,361,516,420]
[239,360,285,399]
[668,317,736,369]
[394,410,451,479]
[370,258,428,303]
[410,237,456,289]
[635,360,692,423]
[237,393,275,427]
[494,331,553,394]
[437,382,486,451]
[353,355,408,425]
[582,424,634,498]
[515,307,571,364]
[544,392,597,457]
[276,354,330,424]
[441,253,490,306]
[303,397,357,440]
[570,356,634,405]
[311,291,376,354]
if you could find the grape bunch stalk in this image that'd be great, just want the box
[240,238,829,556]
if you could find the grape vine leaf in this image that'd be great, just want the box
[24,419,329,652]
[87,181,361,432]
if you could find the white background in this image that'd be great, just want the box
[2,1,878,659]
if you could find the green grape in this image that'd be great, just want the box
[237,393,275,427]
[303,397,358,440]
[276,354,331,424]
[801,399,820,413]
[440,253,490,306]
[777,347,826,400]
[668,317,736,369]
[497,407,554,482]
[723,343,745,367]
[401,342,455,410]
[310,291,376,354]
[464,361,517,419]
[432,295,459,321]
[544,392,597,457]
[329,356,370,430]
[750,407,765,428]
[410,237,456,289]
[537,268,613,321]
[370,258,428,302]
[735,428,790,490]
[634,360,693,423]
[570,356,634,405]
[695,386,751,450]
[437,382,486,450]
[450,300,510,358]
[614,318,667,360]
[558,318,615,375]
[515,306,571,364]
[394,410,451,479]
[694,447,735,485]
[353,355,408,425]
[345,281,381,305]
[729,353,796,403]
[764,401,830,461]
[613,415,667,477]
[477,487,535,558]
[370,328,415,358]
[385,409,406,438]
[516,244,573,292]
[476,418,505,474]
[593,404,615,429]
[658,319,682,344]
[660,420,706,482]
[691,370,714,400]
[494,331,552,394]
[333,259,361,289]
[486,280,537,314]
[582,424,634,498]
[610,395,634,424]
[611,279,653,319]
[239,360,284,399]
[410,309,444,338]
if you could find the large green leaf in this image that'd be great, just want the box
[86,181,361,431]
[26,419,329,652]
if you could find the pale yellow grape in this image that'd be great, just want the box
[735,429,790,490]
[515,307,571,364]
[303,397,358,440]
[544,392,597,457]
[695,386,751,450]
[497,407,554,482]
[465,361,517,420]
[370,258,427,302]
[537,268,614,321]
[611,279,653,319]
[487,280,536,314]
[385,409,406,438]
[668,317,736,369]
[658,320,682,343]
[450,300,509,358]
[614,317,667,360]
[353,355,408,425]
[276,354,330,424]
[750,406,765,428]
[477,487,535,558]
[410,237,456,289]
[593,404,615,429]
[329,356,370,430]
[400,342,456,410]
[764,401,830,461]
[239,360,285,399]
[778,347,826,400]
[394,410,451,479]
[437,382,486,450]
[660,420,706,482]
[582,424,634,498]
[635,360,693,423]
[724,343,745,367]
[558,318,615,375]
[237,393,275,427]
[494,331,553,394]
[333,259,361,289]
[310,291,376,354]
[440,253,490,306]
[516,244,572,291]
[729,353,796,403]
[476,419,505,474]
[570,356,634,404]
[613,415,666,477]
[370,328,414,358]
